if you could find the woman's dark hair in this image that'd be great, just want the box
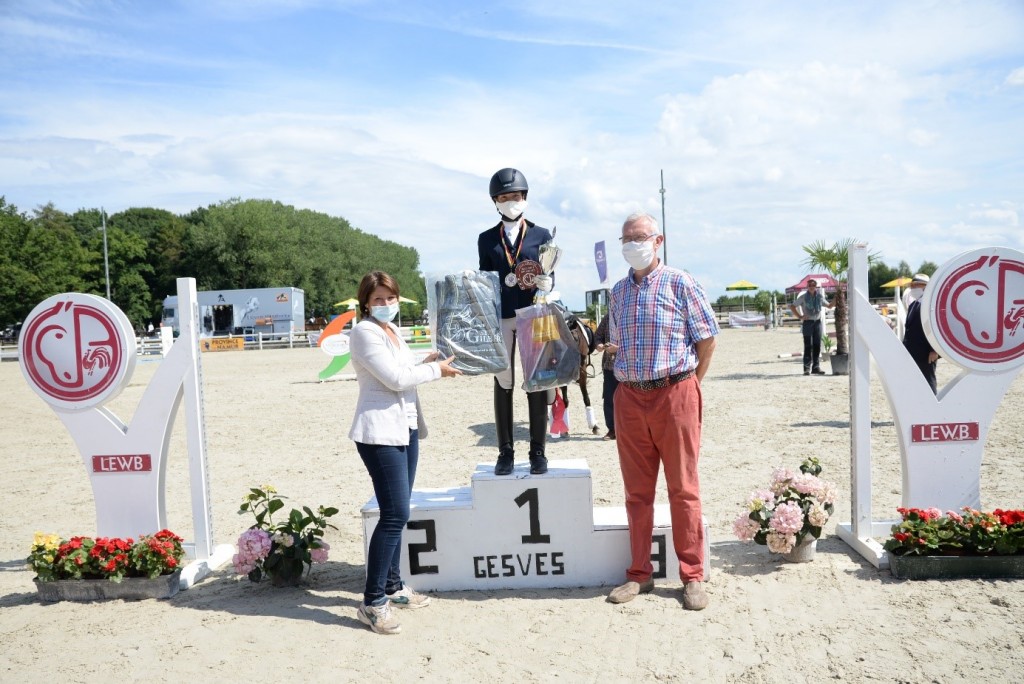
[356,271,400,320]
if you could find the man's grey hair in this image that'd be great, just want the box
[622,212,661,235]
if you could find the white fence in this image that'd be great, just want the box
[0,328,431,363]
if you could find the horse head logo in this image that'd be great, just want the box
[949,257,1002,350]
[933,252,1024,367]
[23,297,123,402]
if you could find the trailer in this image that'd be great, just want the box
[162,287,305,338]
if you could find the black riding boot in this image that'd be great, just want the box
[493,379,515,476]
[527,390,549,474]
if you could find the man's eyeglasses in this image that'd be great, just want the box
[619,234,658,244]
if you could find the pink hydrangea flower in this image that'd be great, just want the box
[791,473,821,495]
[746,489,776,511]
[769,501,804,535]
[233,528,272,575]
[770,467,795,494]
[733,514,761,541]
[310,541,330,564]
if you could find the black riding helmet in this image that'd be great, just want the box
[489,168,529,199]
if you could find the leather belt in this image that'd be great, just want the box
[622,369,694,391]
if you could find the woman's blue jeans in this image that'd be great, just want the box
[356,429,418,606]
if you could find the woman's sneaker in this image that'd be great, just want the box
[386,585,431,609]
[357,601,401,635]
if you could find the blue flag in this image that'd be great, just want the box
[594,241,607,284]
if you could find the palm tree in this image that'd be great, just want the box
[801,238,878,356]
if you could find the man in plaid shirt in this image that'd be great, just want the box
[606,212,718,611]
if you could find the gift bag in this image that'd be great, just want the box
[515,302,581,392]
[428,270,509,375]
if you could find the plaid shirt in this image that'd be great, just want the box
[610,264,719,383]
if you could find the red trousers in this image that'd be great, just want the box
[614,375,704,582]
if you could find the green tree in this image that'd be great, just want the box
[1,195,429,330]
[108,208,190,320]
[81,224,154,329]
[0,201,90,327]
[868,261,898,300]
[181,199,425,321]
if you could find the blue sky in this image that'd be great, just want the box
[2,0,1022,308]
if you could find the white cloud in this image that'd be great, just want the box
[968,205,1019,227]
[2,1,1023,307]
[1005,67,1024,86]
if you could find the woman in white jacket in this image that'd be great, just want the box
[349,271,461,635]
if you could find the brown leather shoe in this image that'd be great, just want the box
[607,578,654,604]
[682,581,708,611]
[602,430,616,441]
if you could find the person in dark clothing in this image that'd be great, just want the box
[477,167,554,476]
[593,314,618,440]
[902,273,938,394]
[789,279,834,375]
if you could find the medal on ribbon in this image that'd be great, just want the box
[515,260,543,290]
[500,222,526,289]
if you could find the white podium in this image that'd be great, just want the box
[361,459,711,591]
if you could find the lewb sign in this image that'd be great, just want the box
[92,454,153,473]
[911,422,979,443]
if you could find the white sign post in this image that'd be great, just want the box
[18,277,233,587]
[837,246,1024,568]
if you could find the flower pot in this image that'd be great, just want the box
[828,352,849,376]
[782,538,817,563]
[888,553,1024,580]
[34,569,181,602]
[269,570,303,587]
[266,556,306,587]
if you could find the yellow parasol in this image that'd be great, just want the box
[881,277,913,288]
[725,279,759,311]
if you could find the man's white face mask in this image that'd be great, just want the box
[621,239,656,270]
[907,286,924,302]
[496,199,527,220]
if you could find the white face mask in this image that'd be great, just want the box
[496,199,527,220]
[907,287,924,302]
[370,303,399,323]
[622,239,656,270]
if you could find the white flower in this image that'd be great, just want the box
[766,531,795,554]
[272,532,295,548]
[808,503,830,528]
[816,480,837,505]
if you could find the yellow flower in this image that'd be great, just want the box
[261,484,277,494]
[32,532,60,551]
